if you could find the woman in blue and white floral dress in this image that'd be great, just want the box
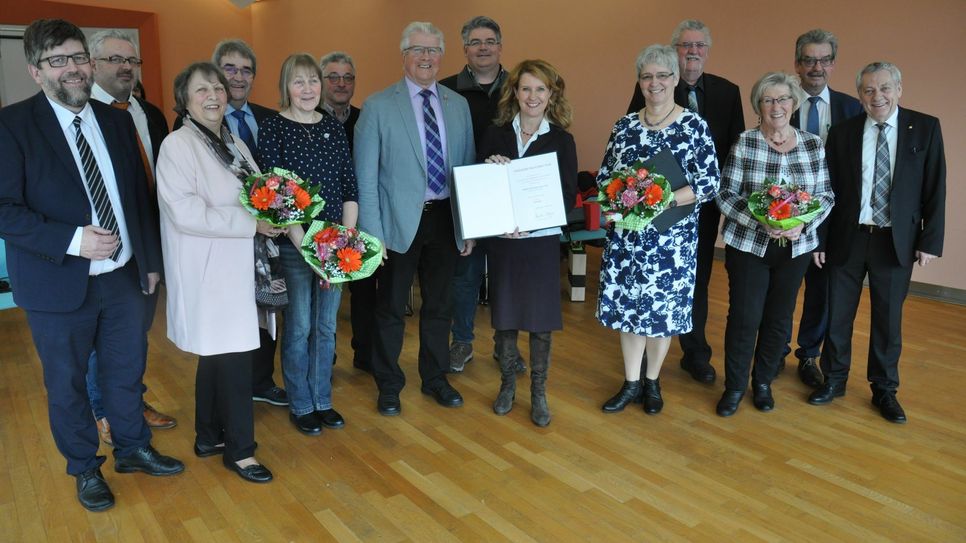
[597,45,719,415]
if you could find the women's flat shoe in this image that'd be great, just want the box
[225,461,273,483]
[193,442,225,457]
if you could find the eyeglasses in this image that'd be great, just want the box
[324,74,356,83]
[799,56,834,68]
[675,41,708,51]
[222,64,254,78]
[639,72,675,82]
[759,96,794,106]
[39,53,91,67]
[466,38,500,48]
[405,46,443,57]
[96,55,143,66]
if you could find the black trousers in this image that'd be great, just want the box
[723,244,811,391]
[196,349,257,462]
[349,269,380,367]
[678,201,720,364]
[821,227,912,392]
[371,201,459,394]
[251,327,278,393]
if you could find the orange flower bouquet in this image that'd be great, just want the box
[597,161,672,230]
[300,221,383,286]
[748,178,823,246]
[239,167,324,227]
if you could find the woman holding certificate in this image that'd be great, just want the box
[478,59,577,427]
[596,45,719,415]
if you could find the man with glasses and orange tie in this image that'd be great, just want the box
[87,29,176,445]
[626,19,744,387]
[783,29,862,389]
[0,18,184,512]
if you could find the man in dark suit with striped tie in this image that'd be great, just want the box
[0,19,183,512]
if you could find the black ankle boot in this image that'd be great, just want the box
[642,377,663,415]
[602,380,642,413]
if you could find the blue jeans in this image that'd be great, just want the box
[279,243,341,416]
[450,244,486,344]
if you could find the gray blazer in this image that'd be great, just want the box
[354,79,475,252]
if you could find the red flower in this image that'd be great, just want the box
[250,186,276,211]
[797,190,812,203]
[336,247,362,273]
[767,185,782,198]
[292,187,311,210]
[313,227,340,246]
[643,183,663,206]
[605,179,625,201]
[265,176,282,190]
[768,200,792,220]
[636,167,650,179]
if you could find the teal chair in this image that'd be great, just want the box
[0,240,16,310]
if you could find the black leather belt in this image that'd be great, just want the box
[423,198,449,212]
[858,224,891,234]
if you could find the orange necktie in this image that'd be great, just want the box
[111,100,155,192]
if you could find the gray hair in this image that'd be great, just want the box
[636,44,678,79]
[750,71,806,116]
[319,51,355,73]
[400,21,445,54]
[212,39,257,75]
[795,29,838,62]
[460,15,501,44]
[89,29,139,58]
[855,61,902,91]
[671,19,711,48]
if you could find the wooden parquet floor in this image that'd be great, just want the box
[1,249,964,542]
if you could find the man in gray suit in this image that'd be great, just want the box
[355,21,476,416]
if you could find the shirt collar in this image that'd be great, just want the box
[322,101,351,123]
[90,82,133,106]
[226,101,254,117]
[512,113,550,137]
[46,95,94,132]
[864,107,899,131]
[406,77,438,99]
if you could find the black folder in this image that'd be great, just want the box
[645,148,694,233]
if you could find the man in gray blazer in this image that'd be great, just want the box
[355,21,476,416]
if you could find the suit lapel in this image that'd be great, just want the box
[438,86,459,170]
[33,93,84,189]
[394,80,425,174]
[891,108,915,209]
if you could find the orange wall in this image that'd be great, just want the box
[5,0,964,291]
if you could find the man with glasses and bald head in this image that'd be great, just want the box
[627,19,744,386]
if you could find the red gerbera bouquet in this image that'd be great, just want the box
[748,178,823,245]
[300,221,383,286]
[239,167,325,227]
[598,161,672,229]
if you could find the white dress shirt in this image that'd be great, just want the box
[91,82,155,173]
[859,108,899,226]
[51,98,133,274]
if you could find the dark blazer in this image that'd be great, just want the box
[0,92,162,312]
[790,87,862,130]
[821,108,946,267]
[477,123,578,212]
[134,96,169,163]
[627,72,743,162]
[317,104,361,152]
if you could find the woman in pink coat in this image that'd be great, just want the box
[157,62,283,483]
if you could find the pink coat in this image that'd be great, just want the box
[156,126,273,356]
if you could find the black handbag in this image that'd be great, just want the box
[254,234,288,309]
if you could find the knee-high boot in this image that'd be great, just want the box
[529,332,552,427]
[493,330,518,415]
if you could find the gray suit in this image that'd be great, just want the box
[353,78,475,395]
[355,79,475,252]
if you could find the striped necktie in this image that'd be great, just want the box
[419,89,446,195]
[871,123,891,226]
[111,100,155,191]
[73,116,123,261]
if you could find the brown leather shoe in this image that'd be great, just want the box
[143,402,177,429]
[96,417,113,446]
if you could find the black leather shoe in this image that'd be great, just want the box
[377,393,401,416]
[75,468,114,512]
[872,392,907,424]
[797,358,824,388]
[808,382,846,405]
[642,378,664,415]
[681,359,716,384]
[290,412,322,435]
[114,445,185,476]
[421,381,464,407]
[224,460,273,483]
[317,408,345,429]
[601,380,642,413]
[716,390,744,417]
[752,382,774,412]
[193,442,225,458]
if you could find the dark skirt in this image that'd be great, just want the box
[488,235,562,332]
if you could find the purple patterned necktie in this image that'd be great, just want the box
[419,89,445,195]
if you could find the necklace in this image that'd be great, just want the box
[765,128,792,147]
[285,109,319,140]
[642,105,675,128]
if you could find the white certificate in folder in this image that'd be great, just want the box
[452,152,566,239]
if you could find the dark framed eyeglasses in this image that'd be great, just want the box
[96,55,143,66]
[799,56,834,68]
[760,96,794,106]
[324,74,356,83]
[675,41,708,51]
[466,39,500,48]
[639,72,675,82]
[222,64,255,78]
[40,53,91,68]
[404,46,443,57]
